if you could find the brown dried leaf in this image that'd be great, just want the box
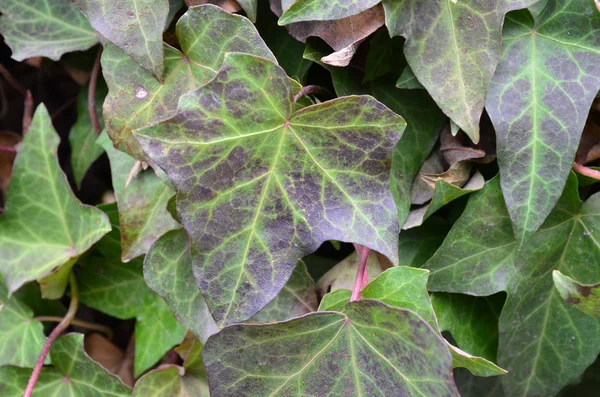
[576,119,600,164]
[440,124,486,166]
[421,161,473,189]
[85,333,134,387]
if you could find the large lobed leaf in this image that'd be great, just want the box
[382,0,538,142]
[136,53,403,327]
[204,299,459,396]
[0,0,98,61]
[101,4,276,159]
[486,3,600,243]
[0,105,111,294]
[424,174,600,396]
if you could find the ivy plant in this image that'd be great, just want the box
[0,1,599,396]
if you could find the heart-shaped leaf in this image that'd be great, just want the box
[382,0,538,142]
[0,105,111,294]
[486,4,600,243]
[424,174,600,396]
[136,53,404,326]
[204,299,459,396]
[101,4,276,159]
[0,334,130,396]
[0,0,98,61]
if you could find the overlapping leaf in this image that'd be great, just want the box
[424,174,600,396]
[101,4,276,159]
[70,81,108,188]
[278,0,381,24]
[382,0,537,142]
[0,105,110,294]
[486,4,600,243]
[73,0,169,80]
[553,271,600,318]
[0,334,130,396]
[97,133,179,261]
[136,53,403,326]
[204,299,458,396]
[0,0,98,61]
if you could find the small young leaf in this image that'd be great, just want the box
[97,133,179,261]
[0,105,111,294]
[0,0,98,61]
[486,5,600,243]
[0,334,130,396]
[278,0,381,25]
[102,4,276,159]
[204,299,459,396]
[553,270,600,318]
[136,53,404,326]
[73,0,169,80]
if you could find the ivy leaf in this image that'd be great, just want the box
[132,338,209,396]
[0,0,98,61]
[73,0,169,80]
[70,81,107,189]
[204,299,459,396]
[101,4,276,159]
[0,334,130,396]
[237,0,258,22]
[363,30,404,83]
[485,4,600,244]
[278,0,381,24]
[0,105,110,294]
[136,53,403,326]
[97,133,179,261]
[398,217,451,267]
[396,65,424,90]
[424,174,600,396]
[78,221,186,377]
[553,270,600,318]
[0,277,47,367]
[144,228,219,343]
[382,0,537,142]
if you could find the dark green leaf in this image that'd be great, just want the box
[363,30,404,83]
[0,334,130,396]
[97,133,179,261]
[279,0,381,24]
[0,0,98,61]
[486,4,600,243]
[396,65,424,89]
[0,105,110,294]
[398,217,451,267]
[382,0,537,142]
[238,0,258,22]
[424,174,600,396]
[136,53,404,326]
[73,0,169,80]
[553,270,600,318]
[204,299,458,396]
[101,4,276,159]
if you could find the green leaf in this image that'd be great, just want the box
[396,65,424,90]
[73,0,169,80]
[397,217,450,267]
[318,288,351,311]
[101,4,276,159]
[279,0,381,24]
[136,53,404,326]
[238,0,258,22]
[204,299,458,396]
[382,0,537,142]
[424,174,600,396]
[97,133,179,261]
[363,30,404,83]
[144,228,219,344]
[70,81,107,189]
[0,334,130,396]
[0,105,110,294]
[0,277,47,367]
[132,338,209,396]
[553,270,600,318]
[486,5,600,244]
[0,0,98,61]
[78,231,186,377]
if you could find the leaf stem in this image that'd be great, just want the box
[22,91,33,134]
[573,162,600,180]
[35,316,113,340]
[0,64,27,97]
[0,145,17,153]
[89,46,103,136]
[350,244,370,302]
[24,273,79,397]
[293,85,326,103]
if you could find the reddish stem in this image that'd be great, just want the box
[24,274,79,397]
[350,244,370,302]
[22,91,33,134]
[89,47,103,136]
[0,64,27,97]
[573,162,600,180]
[0,145,17,153]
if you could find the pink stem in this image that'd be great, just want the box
[573,162,600,180]
[350,244,370,302]
[89,47,103,136]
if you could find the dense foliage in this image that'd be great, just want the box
[0,0,599,396]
